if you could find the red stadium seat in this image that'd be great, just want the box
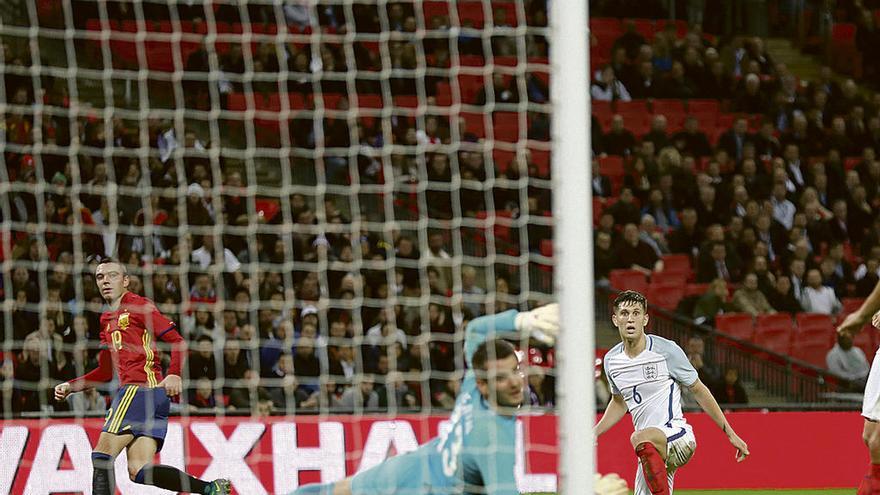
[795,313,835,345]
[687,99,720,114]
[614,99,650,114]
[715,313,754,340]
[631,19,656,40]
[435,82,453,106]
[492,112,522,142]
[790,340,831,369]
[457,72,486,104]
[423,1,450,25]
[655,267,690,286]
[854,328,877,362]
[460,112,486,138]
[609,269,648,294]
[684,283,709,297]
[540,239,553,258]
[590,18,622,35]
[754,313,794,353]
[647,281,685,310]
[652,99,685,115]
[457,2,486,28]
[661,254,691,272]
[597,155,625,177]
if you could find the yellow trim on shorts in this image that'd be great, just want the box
[110,385,138,433]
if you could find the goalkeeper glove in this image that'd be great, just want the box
[515,303,559,346]
[594,472,628,495]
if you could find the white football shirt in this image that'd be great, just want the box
[604,335,699,432]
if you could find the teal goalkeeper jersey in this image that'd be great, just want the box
[443,309,519,495]
[350,310,521,495]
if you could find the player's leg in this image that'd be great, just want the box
[127,436,231,494]
[859,420,880,494]
[860,351,880,494]
[630,428,669,495]
[92,432,134,495]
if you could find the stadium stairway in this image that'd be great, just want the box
[765,38,824,81]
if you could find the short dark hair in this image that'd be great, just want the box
[613,290,648,312]
[95,257,127,275]
[472,339,516,374]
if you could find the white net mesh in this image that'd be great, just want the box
[0,0,558,492]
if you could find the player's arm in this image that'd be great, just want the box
[464,304,559,367]
[688,379,750,462]
[838,279,880,337]
[152,304,188,396]
[56,348,113,400]
[594,393,627,437]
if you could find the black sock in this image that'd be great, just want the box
[91,452,116,495]
[134,464,210,493]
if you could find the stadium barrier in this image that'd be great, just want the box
[0,411,865,493]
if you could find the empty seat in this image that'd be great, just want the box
[647,281,685,311]
[687,99,720,114]
[715,313,754,340]
[795,313,835,345]
[790,340,831,369]
[661,254,691,272]
[609,269,648,294]
[597,155,624,177]
[652,99,685,115]
[754,313,794,353]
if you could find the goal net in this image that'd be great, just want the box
[0,0,577,493]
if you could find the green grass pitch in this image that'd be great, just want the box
[535,490,852,495]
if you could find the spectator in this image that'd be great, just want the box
[339,375,379,409]
[613,20,646,60]
[590,65,631,102]
[188,335,217,381]
[693,278,734,325]
[591,159,614,198]
[461,265,486,317]
[713,367,749,405]
[594,231,617,287]
[221,338,251,409]
[526,348,555,407]
[638,214,669,256]
[732,73,766,113]
[731,273,776,316]
[697,241,741,283]
[188,377,217,411]
[641,188,680,232]
[672,116,712,158]
[605,187,641,226]
[826,333,870,390]
[800,268,842,315]
[685,335,721,390]
[624,59,658,99]
[642,115,670,150]
[603,115,637,156]
[376,371,419,410]
[769,182,796,231]
[718,117,751,163]
[615,223,662,276]
[667,207,702,256]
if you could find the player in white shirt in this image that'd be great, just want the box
[595,291,749,495]
[838,280,880,495]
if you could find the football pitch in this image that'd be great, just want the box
[539,490,852,494]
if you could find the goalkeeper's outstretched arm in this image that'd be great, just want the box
[464,304,559,367]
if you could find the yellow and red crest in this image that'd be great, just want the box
[118,311,130,330]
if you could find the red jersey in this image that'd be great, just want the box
[69,292,186,390]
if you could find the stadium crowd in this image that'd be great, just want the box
[2,0,561,416]
[2,0,878,416]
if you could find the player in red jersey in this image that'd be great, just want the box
[54,259,231,495]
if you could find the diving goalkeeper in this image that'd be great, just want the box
[292,305,561,495]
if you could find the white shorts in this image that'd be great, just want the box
[633,424,696,495]
[863,348,880,421]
